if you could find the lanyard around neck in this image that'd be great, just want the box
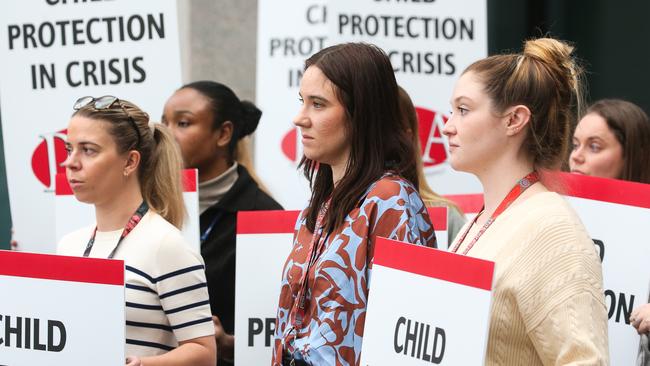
[200,211,224,243]
[83,201,149,259]
[290,199,331,330]
[450,171,540,255]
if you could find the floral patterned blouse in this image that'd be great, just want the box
[272,174,437,366]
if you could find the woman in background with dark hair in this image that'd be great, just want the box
[163,81,282,365]
[272,43,437,366]
[571,99,650,365]
[570,100,650,365]
[570,98,650,184]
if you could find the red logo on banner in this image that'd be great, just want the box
[281,127,298,163]
[31,129,68,189]
[416,107,449,168]
[280,107,449,168]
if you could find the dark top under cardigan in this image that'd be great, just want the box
[200,164,283,366]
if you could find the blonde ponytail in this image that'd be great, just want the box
[75,99,187,229]
[141,123,186,229]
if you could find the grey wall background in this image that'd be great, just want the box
[179,0,258,100]
[1,0,648,249]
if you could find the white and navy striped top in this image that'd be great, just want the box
[58,211,215,356]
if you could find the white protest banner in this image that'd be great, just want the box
[555,172,650,365]
[234,207,449,364]
[0,250,124,365]
[361,237,494,365]
[254,0,328,209]
[54,169,200,253]
[328,0,486,195]
[442,173,650,363]
[0,0,182,252]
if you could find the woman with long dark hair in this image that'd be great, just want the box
[271,43,437,366]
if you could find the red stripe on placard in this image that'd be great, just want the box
[55,173,73,195]
[237,210,300,234]
[0,250,124,286]
[553,171,650,209]
[182,169,197,192]
[444,194,484,214]
[374,237,494,291]
[426,207,448,231]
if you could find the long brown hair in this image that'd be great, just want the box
[74,99,186,228]
[585,99,650,183]
[464,38,585,170]
[301,43,417,233]
[397,86,462,214]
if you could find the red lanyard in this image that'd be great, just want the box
[289,199,331,331]
[450,171,539,255]
[83,201,149,259]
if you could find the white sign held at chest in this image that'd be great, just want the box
[445,173,650,364]
[234,208,449,364]
[559,172,650,365]
[0,250,125,365]
[361,237,494,365]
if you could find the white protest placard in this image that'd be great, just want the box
[0,0,182,252]
[54,169,201,253]
[0,250,124,365]
[254,0,328,209]
[234,210,299,365]
[328,0,485,195]
[361,237,494,365]
[234,207,449,364]
[556,172,650,365]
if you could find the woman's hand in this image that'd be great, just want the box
[213,315,234,362]
[125,356,142,366]
[631,303,650,334]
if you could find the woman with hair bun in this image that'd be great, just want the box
[163,81,283,365]
[58,96,216,366]
[444,38,609,364]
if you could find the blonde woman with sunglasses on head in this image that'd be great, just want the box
[57,96,216,366]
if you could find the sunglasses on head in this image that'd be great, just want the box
[73,95,141,147]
